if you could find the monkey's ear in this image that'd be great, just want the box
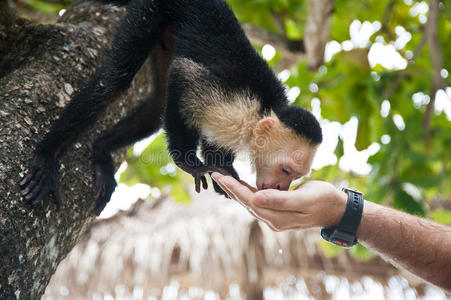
[255,117,279,135]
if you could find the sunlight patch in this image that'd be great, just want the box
[368,43,407,70]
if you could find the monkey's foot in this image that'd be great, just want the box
[20,154,61,207]
[92,159,117,216]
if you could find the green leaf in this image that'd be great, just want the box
[399,164,440,188]
[318,239,345,258]
[430,209,451,226]
[120,133,193,202]
[393,189,426,217]
[335,137,344,158]
[170,183,192,203]
[356,117,371,151]
[284,18,302,39]
[350,244,376,261]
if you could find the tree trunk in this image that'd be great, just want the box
[0,2,153,298]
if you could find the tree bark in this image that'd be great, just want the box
[0,0,15,28]
[0,2,153,298]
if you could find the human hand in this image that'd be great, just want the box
[211,172,347,231]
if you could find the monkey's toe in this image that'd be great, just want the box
[20,154,60,206]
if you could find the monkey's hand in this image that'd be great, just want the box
[176,162,234,193]
[20,153,61,207]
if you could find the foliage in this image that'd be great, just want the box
[233,0,451,218]
[12,0,70,14]
[120,133,192,203]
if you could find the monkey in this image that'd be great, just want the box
[20,0,322,215]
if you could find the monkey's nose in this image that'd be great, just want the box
[258,183,281,190]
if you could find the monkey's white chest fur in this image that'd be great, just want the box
[174,57,261,153]
[181,90,261,153]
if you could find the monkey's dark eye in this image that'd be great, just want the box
[282,166,291,176]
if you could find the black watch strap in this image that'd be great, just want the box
[320,188,364,248]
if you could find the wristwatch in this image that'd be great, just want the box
[320,188,364,248]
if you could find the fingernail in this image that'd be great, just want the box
[254,193,267,205]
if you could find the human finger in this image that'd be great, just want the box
[253,189,308,212]
[212,174,255,206]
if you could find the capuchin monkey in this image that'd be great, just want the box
[20,0,322,215]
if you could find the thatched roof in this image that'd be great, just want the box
[43,190,448,299]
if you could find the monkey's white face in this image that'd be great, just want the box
[253,143,316,190]
[251,116,318,190]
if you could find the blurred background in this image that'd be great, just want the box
[9,0,451,298]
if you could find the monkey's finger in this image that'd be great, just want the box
[201,176,208,190]
[212,181,230,199]
[194,176,201,193]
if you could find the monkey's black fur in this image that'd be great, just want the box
[21,0,322,215]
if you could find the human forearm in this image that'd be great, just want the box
[357,200,451,292]
[212,174,451,292]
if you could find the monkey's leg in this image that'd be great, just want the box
[201,141,239,197]
[20,0,168,206]
[92,93,164,215]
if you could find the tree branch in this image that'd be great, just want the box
[304,0,334,71]
[242,23,306,72]
[0,0,15,27]
[0,2,152,298]
[243,0,333,72]
[422,0,445,133]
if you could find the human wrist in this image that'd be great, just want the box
[321,189,347,228]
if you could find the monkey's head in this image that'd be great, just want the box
[251,106,322,190]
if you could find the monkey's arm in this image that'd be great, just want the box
[201,140,239,197]
[164,73,231,193]
[20,0,168,205]
[164,75,207,192]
